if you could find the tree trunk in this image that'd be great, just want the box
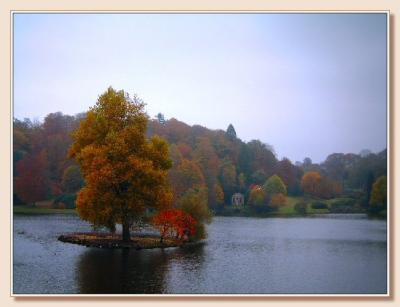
[122,221,131,242]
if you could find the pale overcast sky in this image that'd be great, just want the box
[13,13,387,163]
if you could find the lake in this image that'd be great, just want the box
[13,214,387,294]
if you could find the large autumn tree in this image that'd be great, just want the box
[69,87,173,241]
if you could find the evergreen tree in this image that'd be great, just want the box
[156,113,166,125]
[226,124,237,140]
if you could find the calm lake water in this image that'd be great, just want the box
[13,214,387,294]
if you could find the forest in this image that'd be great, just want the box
[13,92,387,223]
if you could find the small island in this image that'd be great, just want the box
[58,233,194,249]
[54,88,211,247]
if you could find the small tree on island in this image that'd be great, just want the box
[69,87,173,242]
[177,186,212,240]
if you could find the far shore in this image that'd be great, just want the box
[14,205,385,219]
[13,206,77,215]
[13,193,386,219]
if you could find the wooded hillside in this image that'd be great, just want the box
[13,111,387,213]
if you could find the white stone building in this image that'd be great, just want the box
[231,193,244,207]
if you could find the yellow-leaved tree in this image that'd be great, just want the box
[69,87,173,241]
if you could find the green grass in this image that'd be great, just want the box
[215,196,326,217]
[12,196,354,217]
[279,196,331,215]
[277,196,299,215]
[13,206,77,215]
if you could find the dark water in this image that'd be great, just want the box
[13,214,387,294]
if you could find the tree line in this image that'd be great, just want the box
[14,88,387,223]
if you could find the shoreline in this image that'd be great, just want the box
[58,233,202,250]
[14,206,385,219]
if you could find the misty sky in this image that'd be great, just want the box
[13,13,387,163]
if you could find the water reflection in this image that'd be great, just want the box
[76,244,205,294]
[13,215,386,294]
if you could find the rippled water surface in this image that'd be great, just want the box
[13,214,387,294]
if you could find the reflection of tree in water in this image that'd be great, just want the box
[77,248,168,294]
[164,244,207,293]
[76,244,205,294]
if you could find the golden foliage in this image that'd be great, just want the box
[69,87,172,230]
[370,176,387,208]
[301,171,322,196]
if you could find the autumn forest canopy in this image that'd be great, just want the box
[13,88,387,241]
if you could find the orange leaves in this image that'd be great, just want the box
[301,171,322,196]
[270,193,287,209]
[147,136,173,170]
[152,208,197,241]
[69,88,173,230]
[301,171,342,199]
[169,158,206,202]
[177,143,192,159]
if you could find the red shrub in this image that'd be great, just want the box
[152,208,197,242]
